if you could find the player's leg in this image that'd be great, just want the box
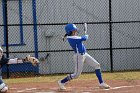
[7,56,38,66]
[84,53,110,89]
[0,71,8,93]
[69,54,85,79]
[1,55,23,65]
[7,58,21,64]
[58,54,85,90]
[84,53,103,83]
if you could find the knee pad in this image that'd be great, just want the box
[66,74,73,81]
[0,83,8,93]
[95,63,101,69]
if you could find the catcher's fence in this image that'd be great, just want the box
[0,0,140,78]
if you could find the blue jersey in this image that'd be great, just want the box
[67,35,88,54]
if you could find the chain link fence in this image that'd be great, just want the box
[0,0,140,78]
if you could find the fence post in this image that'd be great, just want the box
[32,0,38,58]
[2,0,10,78]
[109,0,113,72]
[19,0,24,44]
[32,0,39,74]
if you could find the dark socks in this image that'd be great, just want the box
[61,77,69,83]
[95,69,103,84]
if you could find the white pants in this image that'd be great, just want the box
[70,53,100,79]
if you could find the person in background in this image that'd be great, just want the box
[0,46,39,93]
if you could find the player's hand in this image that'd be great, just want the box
[85,35,88,37]
[24,55,39,66]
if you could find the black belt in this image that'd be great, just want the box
[75,52,85,55]
[80,53,85,55]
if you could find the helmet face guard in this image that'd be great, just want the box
[65,24,77,35]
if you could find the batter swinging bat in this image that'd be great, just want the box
[84,23,87,35]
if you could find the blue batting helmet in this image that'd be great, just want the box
[65,24,77,35]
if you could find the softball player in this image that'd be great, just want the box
[0,46,39,92]
[58,24,110,90]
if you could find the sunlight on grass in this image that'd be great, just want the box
[4,71,140,84]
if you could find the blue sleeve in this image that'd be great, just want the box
[81,35,88,41]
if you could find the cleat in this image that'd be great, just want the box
[99,82,110,89]
[58,80,66,90]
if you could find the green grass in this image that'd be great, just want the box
[4,71,140,84]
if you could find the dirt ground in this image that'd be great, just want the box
[6,80,140,93]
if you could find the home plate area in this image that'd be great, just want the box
[8,85,140,93]
[8,80,140,93]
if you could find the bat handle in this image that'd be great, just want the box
[84,23,87,35]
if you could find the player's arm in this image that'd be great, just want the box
[68,35,88,42]
[81,35,88,41]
